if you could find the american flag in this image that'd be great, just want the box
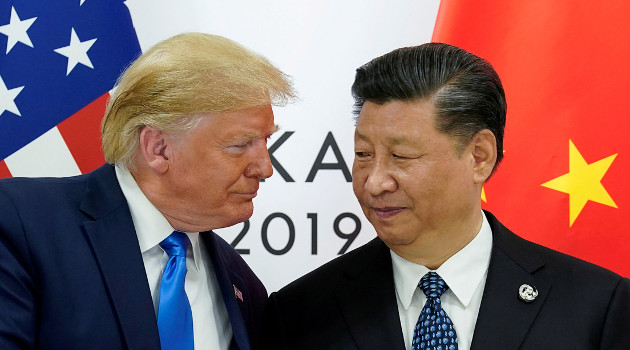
[0,0,140,178]
[233,284,243,302]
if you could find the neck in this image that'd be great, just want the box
[130,168,199,232]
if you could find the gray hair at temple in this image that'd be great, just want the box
[351,42,506,173]
[101,32,296,170]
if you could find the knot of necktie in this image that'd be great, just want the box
[160,231,189,258]
[418,271,449,299]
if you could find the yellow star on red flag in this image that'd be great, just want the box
[541,140,618,227]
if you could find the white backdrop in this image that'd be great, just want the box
[126,0,441,292]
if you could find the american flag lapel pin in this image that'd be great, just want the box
[233,284,243,302]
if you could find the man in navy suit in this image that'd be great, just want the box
[261,43,630,349]
[0,32,294,350]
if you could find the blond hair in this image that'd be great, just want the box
[101,32,295,169]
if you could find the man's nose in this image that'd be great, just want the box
[245,146,273,179]
[364,161,397,195]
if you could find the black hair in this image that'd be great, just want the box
[351,43,506,171]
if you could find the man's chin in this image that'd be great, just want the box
[375,229,415,247]
[223,204,254,228]
[194,204,253,232]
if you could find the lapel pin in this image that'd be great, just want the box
[518,284,538,303]
[233,284,244,302]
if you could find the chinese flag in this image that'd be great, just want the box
[433,1,630,277]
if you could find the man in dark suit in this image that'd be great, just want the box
[0,32,294,350]
[261,43,630,349]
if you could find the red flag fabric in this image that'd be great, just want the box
[433,1,630,276]
[0,160,9,178]
[57,93,109,174]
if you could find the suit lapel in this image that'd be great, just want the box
[202,231,251,350]
[336,238,406,350]
[81,165,161,350]
[471,212,550,349]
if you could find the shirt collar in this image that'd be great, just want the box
[391,211,493,310]
[115,166,201,271]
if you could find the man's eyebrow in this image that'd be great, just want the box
[228,124,280,142]
[386,135,414,145]
[355,130,415,145]
[355,130,369,141]
[258,124,280,138]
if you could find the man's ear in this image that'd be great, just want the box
[138,126,170,174]
[471,129,497,184]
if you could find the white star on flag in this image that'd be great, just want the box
[0,6,37,54]
[54,28,97,76]
[0,75,25,117]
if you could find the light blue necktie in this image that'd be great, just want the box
[412,272,458,350]
[157,231,194,350]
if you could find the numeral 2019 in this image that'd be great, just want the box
[228,212,362,255]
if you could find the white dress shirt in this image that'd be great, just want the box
[391,211,493,350]
[116,166,232,350]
